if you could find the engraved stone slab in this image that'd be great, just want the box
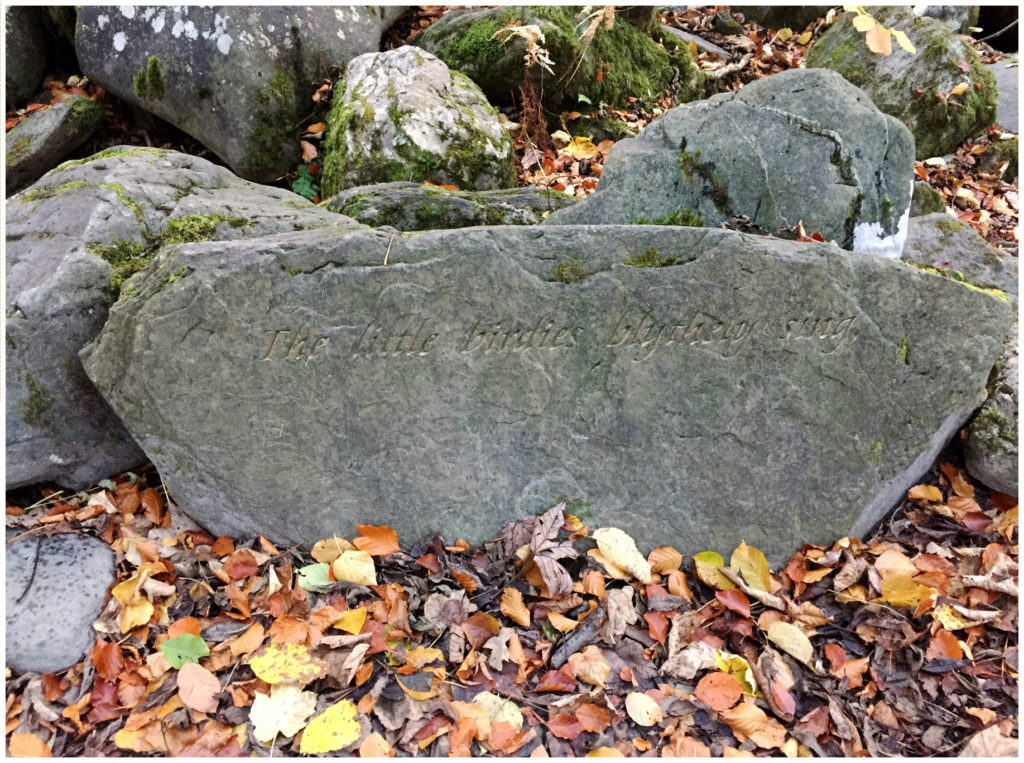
[80,226,1013,562]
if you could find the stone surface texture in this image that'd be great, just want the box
[732,6,831,31]
[324,181,579,229]
[6,531,115,674]
[5,6,49,108]
[806,7,997,160]
[6,147,355,491]
[966,325,1019,496]
[6,95,106,195]
[987,58,1018,133]
[81,225,1012,564]
[545,68,915,259]
[901,213,1018,297]
[320,47,516,197]
[414,6,695,114]
[75,6,405,181]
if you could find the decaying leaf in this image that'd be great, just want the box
[249,683,318,744]
[568,645,611,688]
[177,662,221,713]
[766,621,813,664]
[249,642,328,686]
[592,527,652,583]
[625,691,663,726]
[299,699,361,754]
[331,549,377,586]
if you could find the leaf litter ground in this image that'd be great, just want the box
[5,440,1018,757]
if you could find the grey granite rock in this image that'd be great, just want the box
[6,147,356,491]
[966,325,1018,496]
[987,58,1018,133]
[6,531,115,674]
[732,6,831,31]
[320,47,516,197]
[75,6,406,181]
[806,6,997,159]
[901,213,1017,297]
[6,96,106,196]
[5,6,49,108]
[324,182,578,230]
[545,68,915,259]
[80,225,1012,564]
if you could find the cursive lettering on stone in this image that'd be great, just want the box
[352,315,439,357]
[461,314,579,354]
[607,309,759,361]
[261,324,329,364]
[784,316,858,353]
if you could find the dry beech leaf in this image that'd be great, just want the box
[648,546,683,573]
[695,671,743,711]
[721,702,787,749]
[547,612,578,632]
[8,732,53,757]
[353,524,400,556]
[331,549,377,586]
[625,691,663,727]
[250,683,318,743]
[311,537,353,564]
[592,527,652,583]
[908,484,943,503]
[694,551,735,589]
[766,621,813,664]
[500,587,531,627]
[586,746,625,757]
[730,541,771,592]
[177,662,221,713]
[568,645,611,688]
[576,703,611,733]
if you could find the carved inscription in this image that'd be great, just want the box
[260,311,859,362]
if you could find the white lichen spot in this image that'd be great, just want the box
[97,14,109,30]
[171,19,184,37]
[152,12,165,34]
[141,8,155,22]
[118,6,136,20]
[113,31,127,52]
[217,34,232,54]
[336,28,346,40]
[183,20,198,40]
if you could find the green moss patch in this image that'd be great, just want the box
[133,55,166,100]
[625,246,681,268]
[18,374,53,428]
[553,260,586,284]
[633,209,704,227]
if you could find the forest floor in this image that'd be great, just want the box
[5,6,1019,759]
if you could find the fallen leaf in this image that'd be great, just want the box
[177,662,221,713]
[354,524,400,556]
[694,551,735,589]
[562,136,598,159]
[229,623,266,657]
[926,628,964,660]
[576,703,611,733]
[299,698,361,754]
[222,549,258,580]
[462,611,501,648]
[625,691,663,726]
[335,607,367,635]
[731,541,772,592]
[648,546,683,573]
[159,634,209,669]
[586,746,625,757]
[331,549,377,586]
[958,721,1017,757]
[249,642,328,686]
[721,702,787,749]
[568,645,611,688]
[766,621,813,664]
[949,82,969,97]
[717,588,751,618]
[501,587,531,627]
[908,484,943,503]
[535,668,576,692]
[8,732,52,757]
[249,682,317,743]
[695,671,743,711]
[311,536,353,563]
[592,527,651,583]
[547,612,577,632]
[359,732,393,757]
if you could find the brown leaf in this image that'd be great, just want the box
[575,703,610,733]
[500,587,531,627]
[694,671,743,711]
[8,732,52,757]
[648,546,682,573]
[533,554,573,597]
[547,713,581,739]
[721,702,786,749]
[643,610,669,644]
[534,668,576,692]
[958,721,1018,757]
[926,628,963,660]
[177,662,221,713]
[221,550,258,580]
[353,524,400,556]
[567,645,610,688]
[717,588,751,618]
[462,611,500,649]
[167,616,201,639]
[300,140,318,162]
[90,639,124,682]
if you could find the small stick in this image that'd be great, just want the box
[549,606,606,668]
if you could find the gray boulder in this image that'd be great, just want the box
[919,6,979,33]
[806,6,997,159]
[732,6,832,31]
[988,58,1018,133]
[6,95,106,196]
[901,213,1017,297]
[324,181,578,230]
[966,325,1018,496]
[5,6,49,108]
[6,531,115,673]
[6,146,356,491]
[75,6,406,182]
[910,181,946,216]
[545,68,915,259]
[80,225,1012,564]
[320,47,515,197]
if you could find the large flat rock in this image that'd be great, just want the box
[80,226,1013,563]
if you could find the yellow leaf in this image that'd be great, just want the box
[473,690,523,734]
[714,651,757,695]
[249,642,328,685]
[568,644,610,688]
[592,527,651,583]
[119,596,155,633]
[648,546,683,573]
[687,39,698,59]
[931,603,969,631]
[949,82,969,97]
[563,136,599,159]
[730,541,771,592]
[404,645,445,668]
[113,728,154,753]
[908,484,943,503]
[694,551,735,589]
[250,683,318,744]
[500,587,531,627]
[776,27,793,41]
[865,22,892,55]
[587,747,625,757]
[548,612,578,632]
[587,548,632,580]
[299,699,361,754]
[331,549,377,586]
[334,607,367,635]
[892,28,915,54]
[879,575,934,609]
[796,30,812,45]
[310,536,353,564]
[766,622,813,664]
[852,14,876,32]
[396,668,443,700]
[625,692,663,727]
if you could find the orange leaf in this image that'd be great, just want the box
[547,713,581,739]
[500,587,531,627]
[695,671,743,711]
[908,484,942,503]
[643,611,669,644]
[41,673,62,702]
[415,553,440,574]
[547,612,577,633]
[535,668,576,692]
[90,639,124,682]
[168,617,201,639]
[648,546,683,573]
[716,588,751,618]
[864,22,892,56]
[938,462,974,498]
[666,569,693,602]
[300,140,318,162]
[824,643,846,673]
[451,569,478,593]
[221,550,258,580]
[177,662,221,713]
[926,628,963,660]
[9,732,52,757]
[229,623,266,657]
[595,69,604,82]
[576,703,610,733]
[720,702,786,749]
[211,536,234,556]
[305,122,326,134]
[353,524,400,556]
[462,611,500,648]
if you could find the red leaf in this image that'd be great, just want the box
[961,512,992,531]
[644,611,670,644]
[716,588,751,618]
[547,713,582,739]
[772,684,797,716]
[824,643,846,673]
[415,553,440,574]
[221,549,258,580]
[90,640,123,682]
[86,678,123,723]
[535,668,576,692]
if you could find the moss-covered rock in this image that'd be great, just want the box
[910,181,946,216]
[965,325,1018,496]
[415,6,701,115]
[806,6,997,159]
[321,47,516,197]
